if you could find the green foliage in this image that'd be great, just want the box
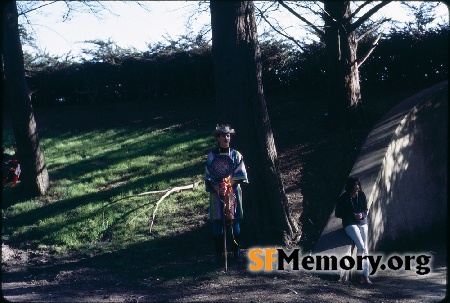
[2,123,214,254]
[80,38,132,64]
[360,26,449,91]
[400,1,444,35]
[22,24,448,107]
[25,36,215,106]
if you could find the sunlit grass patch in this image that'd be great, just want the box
[2,122,215,254]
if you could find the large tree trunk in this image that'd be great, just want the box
[2,1,49,196]
[324,1,362,128]
[210,1,300,245]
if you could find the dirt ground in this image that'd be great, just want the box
[2,90,448,302]
[2,242,447,302]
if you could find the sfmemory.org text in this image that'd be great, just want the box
[247,248,432,275]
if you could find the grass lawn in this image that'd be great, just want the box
[2,102,216,257]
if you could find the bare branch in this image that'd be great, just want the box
[126,181,202,234]
[277,0,325,38]
[356,18,390,42]
[256,6,306,51]
[148,181,202,234]
[185,1,211,37]
[135,2,152,13]
[295,1,325,17]
[18,1,58,16]
[136,189,169,196]
[349,1,373,20]
[357,33,381,67]
[350,1,393,32]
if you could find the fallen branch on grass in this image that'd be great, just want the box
[126,181,202,233]
[102,189,170,213]
[148,181,202,234]
[136,189,169,196]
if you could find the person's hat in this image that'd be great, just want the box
[213,124,235,137]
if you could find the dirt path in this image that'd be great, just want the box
[2,242,447,302]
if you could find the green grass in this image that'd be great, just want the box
[2,123,215,254]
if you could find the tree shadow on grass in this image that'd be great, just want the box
[46,126,211,184]
[2,168,207,252]
[3,224,222,288]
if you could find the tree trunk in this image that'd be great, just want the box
[2,1,49,196]
[324,1,362,128]
[210,1,300,245]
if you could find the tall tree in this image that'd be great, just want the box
[322,1,391,127]
[2,0,49,196]
[270,1,392,127]
[210,0,300,245]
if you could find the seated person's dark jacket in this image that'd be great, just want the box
[335,191,368,228]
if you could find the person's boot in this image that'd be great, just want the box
[233,234,243,263]
[211,235,223,264]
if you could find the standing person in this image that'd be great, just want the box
[335,176,372,284]
[205,124,248,264]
